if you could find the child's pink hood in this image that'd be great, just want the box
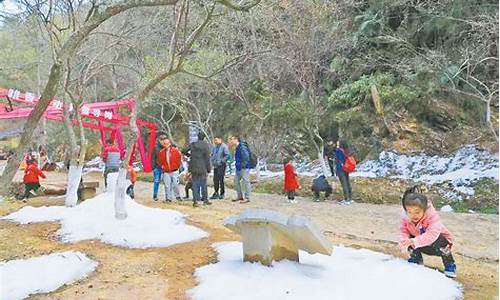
[399,202,453,250]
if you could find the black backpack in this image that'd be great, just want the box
[247,145,258,168]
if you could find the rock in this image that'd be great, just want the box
[224,208,332,266]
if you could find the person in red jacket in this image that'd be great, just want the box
[22,159,46,199]
[157,138,182,202]
[283,157,300,203]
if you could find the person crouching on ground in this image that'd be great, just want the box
[398,187,457,278]
[22,159,46,199]
[311,174,332,202]
[283,157,300,203]
[126,165,137,199]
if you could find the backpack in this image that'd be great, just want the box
[340,148,356,173]
[247,145,258,168]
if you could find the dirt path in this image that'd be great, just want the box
[0,171,497,299]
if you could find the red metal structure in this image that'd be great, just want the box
[0,88,157,172]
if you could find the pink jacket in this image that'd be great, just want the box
[398,202,453,251]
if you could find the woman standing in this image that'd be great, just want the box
[335,139,353,205]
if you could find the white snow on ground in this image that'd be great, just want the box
[83,156,104,173]
[355,145,498,200]
[441,205,454,213]
[1,192,208,248]
[0,251,97,300]
[189,242,462,300]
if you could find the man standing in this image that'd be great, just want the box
[210,136,229,200]
[323,140,335,177]
[228,135,252,204]
[184,132,212,207]
[157,138,182,202]
[152,134,167,201]
[102,139,123,189]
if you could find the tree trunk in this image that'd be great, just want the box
[63,95,81,207]
[114,101,139,219]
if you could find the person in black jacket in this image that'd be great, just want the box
[183,132,212,207]
[152,134,167,201]
[311,175,332,202]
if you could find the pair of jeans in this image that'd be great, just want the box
[235,169,251,199]
[192,175,208,202]
[152,167,162,199]
[163,171,180,200]
[213,164,226,196]
[409,234,455,266]
[338,171,352,200]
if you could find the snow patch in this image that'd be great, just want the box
[1,192,208,249]
[188,242,462,300]
[440,205,454,213]
[0,251,97,300]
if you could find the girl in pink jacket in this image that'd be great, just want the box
[399,188,456,278]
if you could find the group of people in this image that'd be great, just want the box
[146,133,254,207]
[283,139,354,205]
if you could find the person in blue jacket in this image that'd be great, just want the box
[229,135,252,203]
[335,139,353,205]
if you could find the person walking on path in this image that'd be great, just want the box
[21,159,46,199]
[102,139,123,189]
[229,135,252,204]
[335,139,353,205]
[283,157,300,203]
[157,138,182,202]
[210,136,229,200]
[183,132,212,207]
[152,134,167,201]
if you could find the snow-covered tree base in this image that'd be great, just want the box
[113,168,128,220]
[65,165,83,207]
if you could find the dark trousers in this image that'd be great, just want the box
[287,190,296,200]
[313,187,332,199]
[327,159,335,176]
[338,172,352,200]
[23,182,40,199]
[185,182,192,198]
[126,184,135,199]
[213,164,226,196]
[409,234,455,266]
[192,175,208,202]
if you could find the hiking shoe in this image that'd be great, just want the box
[240,198,250,204]
[407,256,424,265]
[290,199,298,204]
[219,194,225,200]
[153,197,158,201]
[203,200,212,205]
[210,193,219,200]
[339,200,352,205]
[165,199,172,203]
[232,198,243,202]
[193,202,199,208]
[29,190,37,197]
[314,198,320,202]
[444,263,457,278]
[176,197,182,201]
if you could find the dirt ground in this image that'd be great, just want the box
[0,170,498,300]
